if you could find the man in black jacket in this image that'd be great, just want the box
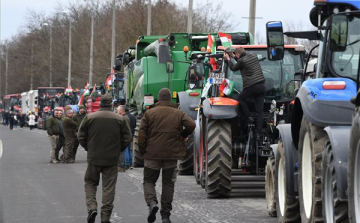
[224,47,266,137]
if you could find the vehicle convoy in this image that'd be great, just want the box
[264,1,360,222]
[117,32,253,168]
[37,87,65,129]
[3,94,21,112]
[190,44,305,198]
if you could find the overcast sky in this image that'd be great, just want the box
[1,0,316,41]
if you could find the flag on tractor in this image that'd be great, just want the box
[105,69,115,91]
[78,82,90,106]
[218,32,232,49]
[65,86,73,95]
[219,79,234,95]
[207,34,217,70]
[90,84,97,96]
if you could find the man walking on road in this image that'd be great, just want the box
[73,105,86,158]
[78,94,131,223]
[138,88,195,223]
[62,109,78,163]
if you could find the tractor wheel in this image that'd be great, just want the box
[298,116,326,222]
[322,140,348,223]
[133,118,144,167]
[266,157,277,217]
[205,119,232,198]
[178,133,194,175]
[348,114,360,223]
[275,140,300,222]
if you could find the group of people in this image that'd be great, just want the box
[78,90,195,223]
[46,105,86,163]
[1,110,36,130]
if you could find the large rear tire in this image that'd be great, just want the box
[205,119,232,198]
[322,140,348,223]
[133,118,144,167]
[266,157,277,217]
[348,113,360,223]
[178,133,194,175]
[298,116,325,223]
[275,140,300,223]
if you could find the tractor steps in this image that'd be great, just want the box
[230,169,265,197]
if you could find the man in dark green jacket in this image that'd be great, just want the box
[46,109,63,163]
[78,94,131,223]
[63,109,78,163]
[138,88,195,223]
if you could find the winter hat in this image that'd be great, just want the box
[100,94,113,107]
[65,105,72,111]
[158,88,171,101]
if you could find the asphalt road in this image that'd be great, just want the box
[0,125,277,223]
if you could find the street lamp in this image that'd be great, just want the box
[42,22,53,87]
[26,32,34,90]
[62,11,72,88]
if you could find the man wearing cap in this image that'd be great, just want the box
[63,109,78,163]
[138,88,195,223]
[78,94,131,223]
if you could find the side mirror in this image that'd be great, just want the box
[266,21,285,61]
[123,53,130,65]
[330,14,348,52]
[114,54,123,71]
[166,61,174,73]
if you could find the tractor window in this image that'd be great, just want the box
[10,98,20,107]
[331,15,360,80]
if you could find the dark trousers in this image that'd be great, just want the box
[64,137,78,161]
[238,82,266,134]
[143,159,178,217]
[84,164,118,222]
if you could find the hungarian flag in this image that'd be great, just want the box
[105,69,115,88]
[65,86,73,95]
[207,34,217,70]
[219,79,234,95]
[218,32,232,49]
[78,83,90,106]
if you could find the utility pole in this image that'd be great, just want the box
[147,0,151,35]
[248,0,256,39]
[5,48,8,95]
[0,49,2,99]
[187,0,193,33]
[89,14,94,86]
[110,0,116,89]
[30,42,33,90]
[68,20,72,88]
[42,23,53,87]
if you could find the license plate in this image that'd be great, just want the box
[144,96,154,105]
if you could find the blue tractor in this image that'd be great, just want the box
[264,1,360,222]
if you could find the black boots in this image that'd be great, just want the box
[87,209,97,223]
[147,201,159,223]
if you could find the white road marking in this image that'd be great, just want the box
[0,139,3,159]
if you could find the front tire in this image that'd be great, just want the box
[275,140,300,222]
[322,140,348,223]
[266,157,277,217]
[205,119,232,198]
[133,118,144,167]
[298,116,325,222]
[348,112,360,223]
[178,133,194,175]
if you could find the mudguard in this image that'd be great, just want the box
[202,97,239,119]
[324,126,351,200]
[277,124,299,196]
[178,91,201,120]
[270,144,278,159]
[296,78,356,127]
